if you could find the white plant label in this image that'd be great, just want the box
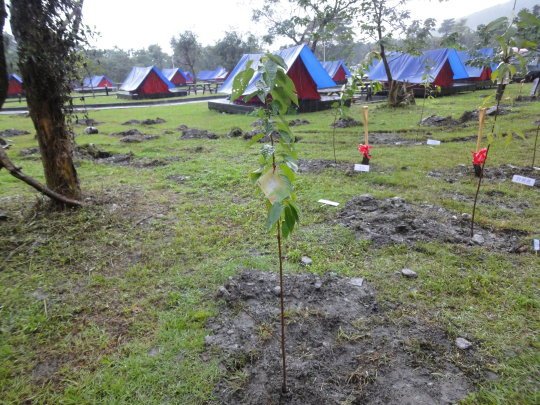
[354,164,370,172]
[511,175,536,187]
[534,239,540,251]
[318,199,339,207]
[426,139,441,145]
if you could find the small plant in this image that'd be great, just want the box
[231,53,300,394]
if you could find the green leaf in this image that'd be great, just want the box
[231,63,255,101]
[279,163,295,183]
[257,169,292,204]
[265,54,288,70]
[266,201,283,231]
[247,133,265,146]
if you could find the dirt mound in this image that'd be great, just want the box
[19,147,39,156]
[288,118,310,126]
[121,118,165,126]
[180,128,219,140]
[229,127,244,137]
[428,164,539,188]
[0,129,30,137]
[141,117,166,125]
[74,118,100,126]
[420,115,460,127]
[111,128,144,137]
[119,135,160,143]
[298,159,351,173]
[331,117,362,128]
[75,144,113,159]
[206,270,477,405]
[336,194,527,251]
[366,133,424,146]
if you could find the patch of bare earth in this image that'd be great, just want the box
[336,195,528,252]
[428,164,540,188]
[206,270,480,404]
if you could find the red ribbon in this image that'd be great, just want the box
[358,144,372,159]
[472,148,487,165]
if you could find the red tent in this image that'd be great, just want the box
[119,66,174,97]
[7,74,23,97]
[162,68,187,86]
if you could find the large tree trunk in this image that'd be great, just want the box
[10,0,82,206]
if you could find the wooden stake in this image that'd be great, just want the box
[476,108,487,152]
[363,105,369,145]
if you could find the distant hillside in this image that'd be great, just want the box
[464,0,538,29]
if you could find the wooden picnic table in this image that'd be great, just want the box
[185,82,220,95]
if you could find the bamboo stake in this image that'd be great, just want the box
[476,108,487,152]
[363,106,369,145]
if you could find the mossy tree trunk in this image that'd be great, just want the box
[10,0,84,206]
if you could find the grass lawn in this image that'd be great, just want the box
[0,84,538,404]
[2,90,224,109]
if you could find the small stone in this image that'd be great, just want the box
[0,211,8,221]
[204,335,213,345]
[349,277,364,287]
[301,256,313,266]
[109,203,119,213]
[456,337,472,350]
[84,126,98,134]
[461,213,472,220]
[227,329,234,335]
[218,286,230,297]
[272,286,281,296]
[472,234,485,245]
[314,279,322,289]
[401,268,417,278]
[148,347,160,357]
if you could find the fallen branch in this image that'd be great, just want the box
[0,148,82,207]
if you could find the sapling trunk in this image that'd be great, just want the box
[270,122,288,394]
[471,144,491,237]
[532,124,539,168]
[332,108,339,164]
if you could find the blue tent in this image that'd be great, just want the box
[120,66,174,94]
[197,67,228,82]
[368,48,469,86]
[322,60,352,82]
[457,48,496,79]
[219,44,336,98]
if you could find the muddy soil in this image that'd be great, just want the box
[180,128,219,140]
[122,118,166,125]
[428,164,540,188]
[443,190,532,213]
[119,134,160,143]
[298,159,352,173]
[336,194,528,252]
[111,128,144,137]
[331,117,362,128]
[206,270,478,405]
[420,115,461,127]
[0,128,30,137]
[288,118,310,126]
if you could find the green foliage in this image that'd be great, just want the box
[232,53,300,239]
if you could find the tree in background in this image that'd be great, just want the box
[358,0,410,107]
[211,31,260,71]
[133,44,169,69]
[253,0,359,52]
[171,31,201,82]
[438,18,476,49]
[3,32,18,74]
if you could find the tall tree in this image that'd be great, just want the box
[253,0,359,52]
[0,0,7,107]
[10,0,85,206]
[171,31,201,81]
[358,0,410,106]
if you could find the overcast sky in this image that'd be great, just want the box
[82,0,510,52]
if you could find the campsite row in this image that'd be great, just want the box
[6,46,495,104]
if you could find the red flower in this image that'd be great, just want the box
[358,144,372,159]
[472,148,488,165]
